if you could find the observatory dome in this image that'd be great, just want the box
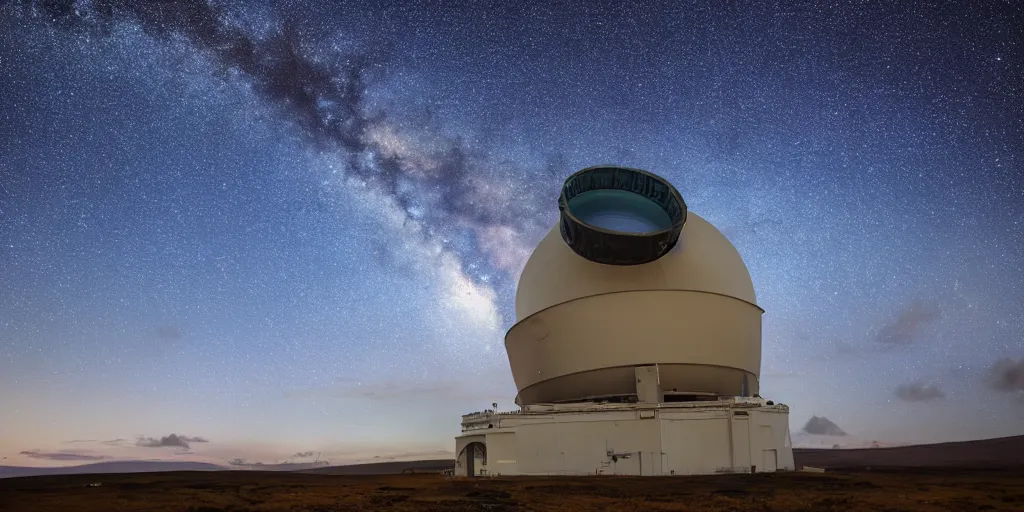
[505,167,763,406]
[515,213,758,320]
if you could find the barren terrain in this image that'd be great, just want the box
[2,467,1024,512]
[3,436,1023,511]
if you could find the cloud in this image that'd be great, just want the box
[877,300,941,345]
[19,450,110,462]
[18,1,557,326]
[137,434,209,449]
[894,382,945,402]
[292,451,316,458]
[987,357,1024,393]
[801,416,848,436]
[64,438,127,445]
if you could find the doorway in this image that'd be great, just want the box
[761,449,778,472]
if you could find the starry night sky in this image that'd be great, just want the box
[1,1,1022,466]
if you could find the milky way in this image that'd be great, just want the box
[1,1,1022,464]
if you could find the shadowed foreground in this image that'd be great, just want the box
[2,468,1023,512]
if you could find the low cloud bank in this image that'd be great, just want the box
[19,450,110,461]
[137,434,209,449]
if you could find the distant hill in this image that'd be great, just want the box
[794,434,1024,469]
[0,459,455,479]
[232,462,330,472]
[801,416,847,436]
[790,432,909,450]
[0,461,225,479]
[303,459,454,475]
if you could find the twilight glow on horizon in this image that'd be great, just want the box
[1,1,1022,467]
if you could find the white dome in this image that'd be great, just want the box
[515,213,758,320]
[505,212,763,405]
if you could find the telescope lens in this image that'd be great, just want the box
[558,166,686,265]
[567,189,673,234]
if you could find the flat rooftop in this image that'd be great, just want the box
[461,396,789,431]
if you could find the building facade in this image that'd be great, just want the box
[455,397,794,477]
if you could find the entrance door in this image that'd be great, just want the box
[761,449,778,472]
[641,451,661,476]
[466,444,475,476]
[731,418,751,470]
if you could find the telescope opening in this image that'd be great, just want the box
[566,189,673,234]
[558,166,687,265]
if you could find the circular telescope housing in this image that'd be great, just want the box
[558,166,687,265]
[506,166,763,406]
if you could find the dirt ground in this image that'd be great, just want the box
[2,468,1023,512]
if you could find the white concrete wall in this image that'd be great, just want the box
[485,432,518,476]
[459,405,793,476]
[508,411,662,475]
[661,417,732,475]
[748,409,794,471]
[731,416,752,470]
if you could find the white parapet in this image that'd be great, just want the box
[454,398,793,477]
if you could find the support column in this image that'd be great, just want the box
[727,405,735,471]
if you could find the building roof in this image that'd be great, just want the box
[515,212,758,322]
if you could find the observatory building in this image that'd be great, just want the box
[455,166,794,477]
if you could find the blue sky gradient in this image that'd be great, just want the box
[1,1,1022,466]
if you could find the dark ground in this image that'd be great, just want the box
[2,467,1023,511]
[3,436,1023,511]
